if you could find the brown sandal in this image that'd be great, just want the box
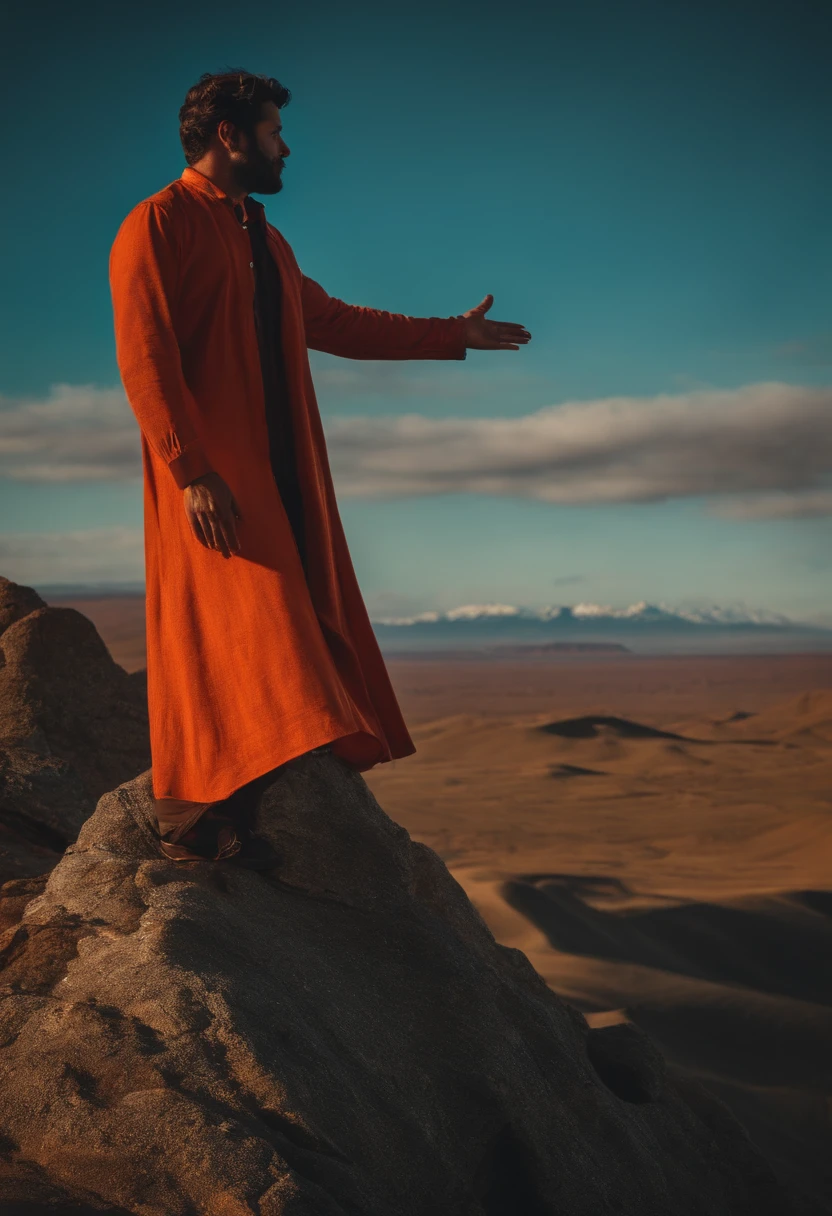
[156,806,242,863]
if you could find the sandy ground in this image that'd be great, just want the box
[52,594,832,1205]
[366,661,832,1209]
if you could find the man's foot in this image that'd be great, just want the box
[157,807,241,864]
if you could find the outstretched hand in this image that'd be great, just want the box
[184,471,242,559]
[461,295,531,351]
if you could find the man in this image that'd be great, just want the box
[109,70,531,866]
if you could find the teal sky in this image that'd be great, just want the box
[1,0,830,622]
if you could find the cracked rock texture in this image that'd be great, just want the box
[0,752,796,1215]
[0,575,150,885]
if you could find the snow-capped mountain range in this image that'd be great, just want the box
[373,601,802,628]
[370,601,832,655]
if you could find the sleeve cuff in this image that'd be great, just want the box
[447,315,468,360]
[168,444,214,489]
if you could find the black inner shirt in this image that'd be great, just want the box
[234,200,307,573]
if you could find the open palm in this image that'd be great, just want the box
[461,294,531,351]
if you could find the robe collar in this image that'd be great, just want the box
[179,166,266,224]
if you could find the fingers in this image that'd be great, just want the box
[206,516,231,559]
[213,510,243,558]
[192,511,232,558]
[493,322,531,336]
[189,513,211,549]
[491,326,531,346]
[219,511,241,555]
[490,336,529,349]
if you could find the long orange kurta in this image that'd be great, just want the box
[109,166,468,802]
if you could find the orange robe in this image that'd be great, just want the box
[109,166,467,802]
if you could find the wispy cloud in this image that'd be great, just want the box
[0,527,143,584]
[1,380,830,517]
[708,332,832,369]
[714,490,832,520]
[309,355,476,399]
[771,333,832,368]
[551,573,588,586]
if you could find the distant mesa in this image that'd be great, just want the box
[385,641,632,660]
[485,642,630,656]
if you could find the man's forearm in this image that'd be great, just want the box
[301,274,468,361]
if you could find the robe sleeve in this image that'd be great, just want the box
[300,274,468,361]
[109,201,214,489]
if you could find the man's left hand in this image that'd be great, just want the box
[461,294,531,350]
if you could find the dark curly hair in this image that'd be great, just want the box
[179,69,291,165]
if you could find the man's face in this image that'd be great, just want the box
[228,101,291,196]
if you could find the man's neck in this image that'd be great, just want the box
[190,161,248,208]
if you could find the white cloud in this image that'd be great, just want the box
[324,382,832,514]
[0,527,144,584]
[1,379,830,516]
[0,383,139,482]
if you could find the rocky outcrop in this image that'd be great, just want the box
[0,576,150,885]
[0,751,794,1215]
[0,575,46,636]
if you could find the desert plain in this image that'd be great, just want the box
[51,593,832,1206]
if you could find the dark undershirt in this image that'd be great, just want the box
[234,200,307,573]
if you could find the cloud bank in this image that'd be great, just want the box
[0,527,144,584]
[0,380,829,517]
[325,382,832,517]
[0,384,138,483]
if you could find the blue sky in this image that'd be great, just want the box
[1,0,830,622]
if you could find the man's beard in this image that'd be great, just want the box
[231,141,283,197]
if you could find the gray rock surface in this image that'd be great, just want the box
[0,752,794,1215]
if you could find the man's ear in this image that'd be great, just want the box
[217,119,244,154]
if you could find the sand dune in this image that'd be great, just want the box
[365,678,832,1210]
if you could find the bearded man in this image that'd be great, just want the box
[109,70,531,866]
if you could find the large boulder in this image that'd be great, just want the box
[0,601,149,796]
[0,576,150,887]
[0,751,794,1215]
